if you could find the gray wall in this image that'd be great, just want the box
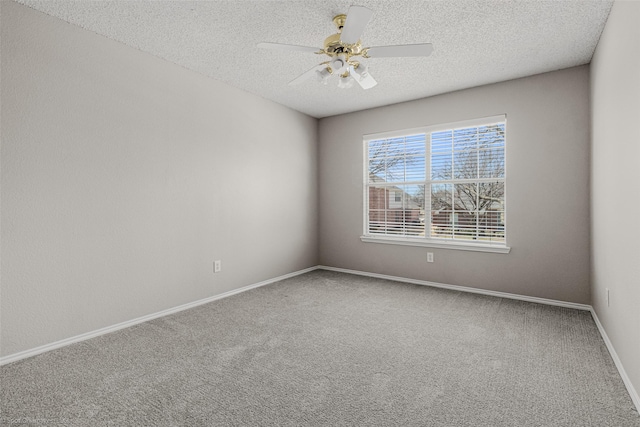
[319,66,591,304]
[591,0,640,403]
[1,2,318,357]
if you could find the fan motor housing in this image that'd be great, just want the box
[323,33,363,58]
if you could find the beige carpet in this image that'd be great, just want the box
[2,270,639,426]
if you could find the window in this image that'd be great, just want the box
[362,115,509,253]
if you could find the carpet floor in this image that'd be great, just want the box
[1,270,639,426]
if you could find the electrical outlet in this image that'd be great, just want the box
[427,252,434,263]
[214,260,222,273]
[606,288,610,307]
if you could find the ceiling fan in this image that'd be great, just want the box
[257,5,433,90]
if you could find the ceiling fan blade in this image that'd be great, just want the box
[366,43,434,58]
[340,6,373,44]
[350,65,377,90]
[257,42,321,53]
[289,64,328,86]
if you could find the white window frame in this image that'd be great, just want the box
[361,115,511,254]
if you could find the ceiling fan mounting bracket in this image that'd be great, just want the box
[332,14,347,31]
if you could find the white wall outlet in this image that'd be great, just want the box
[427,252,434,263]
[606,288,610,307]
[214,260,222,273]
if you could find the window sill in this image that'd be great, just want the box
[360,235,511,253]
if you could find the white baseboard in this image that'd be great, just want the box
[590,309,640,413]
[0,266,319,366]
[317,265,592,311]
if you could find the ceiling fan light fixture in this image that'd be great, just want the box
[330,56,348,74]
[316,67,331,84]
[351,63,369,79]
[338,76,355,89]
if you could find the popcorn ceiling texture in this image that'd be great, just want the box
[18,0,613,118]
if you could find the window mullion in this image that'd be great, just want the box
[476,182,480,241]
[425,132,432,239]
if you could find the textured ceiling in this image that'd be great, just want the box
[18,0,613,118]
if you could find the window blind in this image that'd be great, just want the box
[365,117,506,246]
